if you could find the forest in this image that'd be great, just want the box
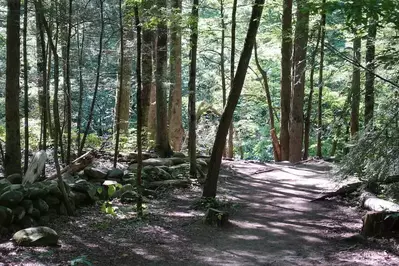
[1,0,399,265]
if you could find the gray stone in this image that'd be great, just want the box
[33,199,49,214]
[143,158,173,167]
[170,157,187,165]
[12,206,26,221]
[18,216,37,229]
[0,179,11,193]
[13,227,59,246]
[170,163,190,179]
[31,208,41,220]
[57,202,67,216]
[84,167,107,180]
[62,173,75,185]
[38,215,50,226]
[121,191,138,203]
[172,152,186,158]
[7,173,22,184]
[25,183,50,199]
[113,184,134,198]
[142,166,172,181]
[69,191,88,206]
[43,180,63,198]
[0,190,24,206]
[107,168,124,180]
[44,195,60,207]
[21,200,34,214]
[0,206,13,227]
[71,179,97,201]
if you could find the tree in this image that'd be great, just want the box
[65,0,73,164]
[155,0,173,157]
[289,0,310,163]
[350,36,361,137]
[203,0,265,198]
[23,0,29,173]
[5,0,21,176]
[364,18,377,126]
[169,0,184,151]
[280,0,292,161]
[188,0,199,178]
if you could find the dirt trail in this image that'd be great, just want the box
[1,160,399,265]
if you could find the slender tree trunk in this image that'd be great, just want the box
[316,1,326,158]
[168,0,184,151]
[79,0,105,156]
[5,0,21,176]
[280,0,292,161]
[114,0,124,167]
[350,36,361,137]
[188,0,199,177]
[23,0,29,173]
[303,22,322,160]
[227,0,238,159]
[220,0,227,157]
[155,0,173,157]
[76,23,85,150]
[203,0,265,198]
[289,0,310,163]
[65,0,73,164]
[46,41,53,140]
[134,4,143,216]
[254,40,279,160]
[364,19,377,126]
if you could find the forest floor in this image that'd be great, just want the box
[1,160,399,265]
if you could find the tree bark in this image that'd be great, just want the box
[168,0,184,151]
[280,0,293,161]
[23,0,29,174]
[65,0,73,164]
[364,19,377,126]
[350,36,361,137]
[76,23,85,150]
[188,0,199,178]
[5,0,21,176]
[155,0,173,157]
[220,0,227,157]
[303,22,322,160]
[203,0,265,198]
[316,0,326,158]
[289,0,310,163]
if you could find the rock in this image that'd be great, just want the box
[107,168,124,180]
[172,152,186,158]
[13,227,59,246]
[38,215,50,226]
[25,183,50,199]
[12,206,26,221]
[170,163,190,179]
[84,167,107,180]
[0,179,11,193]
[142,166,172,181]
[142,189,157,198]
[18,216,37,229]
[69,191,88,206]
[146,179,191,189]
[57,202,67,216]
[0,206,13,227]
[113,184,134,198]
[143,158,173,167]
[121,177,135,185]
[121,191,138,203]
[43,180,63,198]
[44,195,60,207]
[31,208,41,220]
[62,173,75,185]
[7,173,22,184]
[71,179,97,201]
[0,190,24,207]
[204,208,229,227]
[21,200,34,214]
[0,226,9,236]
[170,157,187,165]
[103,180,118,186]
[33,199,49,214]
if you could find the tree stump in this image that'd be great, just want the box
[361,211,399,237]
[205,208,229,227]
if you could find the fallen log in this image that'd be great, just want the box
[145,179,191,189]
[360,191,399,212]
[311,182,363,201]
[48,151,95,180]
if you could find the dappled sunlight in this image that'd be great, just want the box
[230,234,262,240]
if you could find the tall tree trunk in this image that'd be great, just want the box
[46,41,53,140]
[65,0,73,164]
[289,0,310,163]
[203,0,265,198]
[280,0,292,161]
[188,0,199,177]
[220,0,227,157]
[79,0,104,156]
[303,22,322,160]
[155,0,172,157]
[168,0,184,151]
[114,0,124,167]
[316,1,326,158]
[76,23,85,150]
[134,4,143,216]
[364,19,377,126]
[227,0,238,159]
[23,0,29,174]
[350,36,361,137]
[5,0,21,176]
[254,40,279,160]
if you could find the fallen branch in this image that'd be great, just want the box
[360,191,399,212]
[48,150,95,179]
[311,182,363,201]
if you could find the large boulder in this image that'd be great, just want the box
[84,167,107,180]
[0,190,24,207]
[107,168,124,180]
[7,173,22,184]
[42,180,63,198]
[70,179,97,201]
[25,182,50,199]
[0,179,11,193]
[13,227,59,246]
[142,166,172,181]
[0,206,13,227]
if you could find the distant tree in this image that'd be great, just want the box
[350,36,361,137]
[364,18,377,126]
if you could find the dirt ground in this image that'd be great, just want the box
[1,160,399,266]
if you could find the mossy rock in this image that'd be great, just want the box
[0,190,24,207]
[0,206,13,227]
[7,174,22,184]
[33,199,49,214]
[21,200,34,214]
[12,206,26,222]
[13,227,59,246]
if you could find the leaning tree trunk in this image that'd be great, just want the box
[316,0,326,158]
[155,0,173,157]
[203,0,265,198]
[279,0,292,161]
[289,0,310,163]
[168,0,184,151]
[350,36,361,137]
[188,0,199,177]
[5,0,22,176]
[364,19,377,126]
